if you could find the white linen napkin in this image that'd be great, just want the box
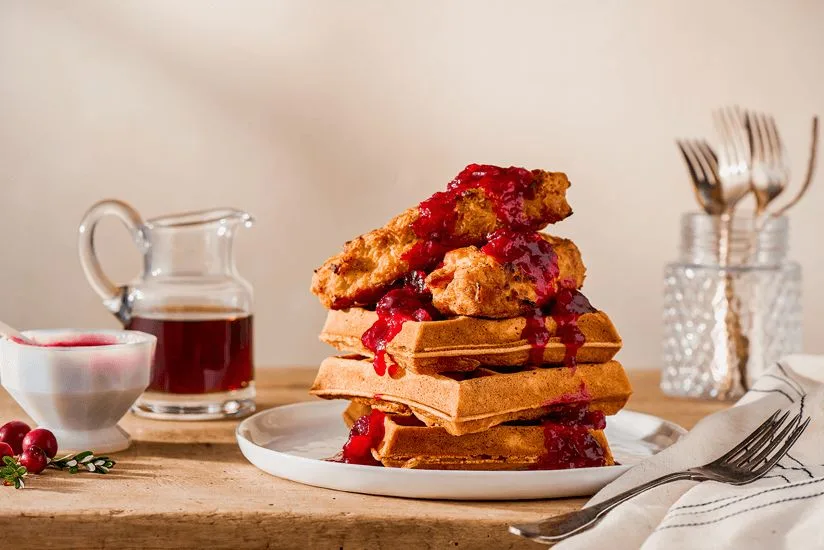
[557,355,824,550]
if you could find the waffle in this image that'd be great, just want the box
[311,355,631,435]
[320,308,622,374]
[370,411,614,470]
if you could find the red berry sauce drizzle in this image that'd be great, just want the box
[536,405,607,470]
[540,381,592,408]
[481,229,561,365]
[10,335,118,347]
[479,229,597,367]
[329,409,386,466]
[360,271,441,376]
[402,164,549,271]
[548,288,597,368]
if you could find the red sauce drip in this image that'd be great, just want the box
[480,229,563,366]
[535,406,607,470]
[522,311,550,366]
[541,381,592,408]
[549,288,596,368]
[361,273,440,376]
[331,410,386,466]
[12,335,119,347]
[402,164,544,271]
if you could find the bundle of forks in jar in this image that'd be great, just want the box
[664,109,819,400]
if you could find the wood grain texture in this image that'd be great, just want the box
[0,368,727,549]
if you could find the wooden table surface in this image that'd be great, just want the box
[0,368,727,550]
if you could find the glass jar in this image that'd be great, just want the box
[661,213,801,400]
[78,200,255,420]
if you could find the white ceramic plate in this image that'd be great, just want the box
[236,401,686,500]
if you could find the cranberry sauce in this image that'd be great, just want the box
[331,409,386,466]
[481,230,560,305]
[541,381,592,408]
[549,288,596,368]
[536,405,607,470]
[127,314,253,395]
[13,335,118,347]
[361,272,440,376]
[512,289,597,368]
[522,311,551,365]
[402,164,545,271]
[544,404,606,430]
[477,228,594,367]
[480,229,564,365]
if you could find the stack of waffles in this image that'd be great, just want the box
[310,164,632,470]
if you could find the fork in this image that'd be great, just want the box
[509,410,810,545]
[771,116,819,219]
[747,111,790,219]
[676,139,725,215]
[713,106,753,214]
[712,106,756,395]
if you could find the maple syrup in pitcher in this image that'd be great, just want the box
[78,200,255,420]
[127,308,253,395]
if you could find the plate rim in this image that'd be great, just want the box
[235,400,687,478]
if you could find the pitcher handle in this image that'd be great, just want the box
[78,200,148,322]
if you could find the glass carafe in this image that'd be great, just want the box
[78,200,255,420]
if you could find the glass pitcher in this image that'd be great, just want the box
[78,200,255,420]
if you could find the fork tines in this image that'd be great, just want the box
[747,111,785,166]
[715,409,811,479]
[676,138,723,215]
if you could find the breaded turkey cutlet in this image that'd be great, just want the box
[311,165,573,309]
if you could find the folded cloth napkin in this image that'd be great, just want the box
[557,355,824,550]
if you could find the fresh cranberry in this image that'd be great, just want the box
[19,446,48,474]
[23,428,58,459]
[0,442,13,459]
[0,420,31,455]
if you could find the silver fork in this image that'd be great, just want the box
[714,106,753,213]
[676,139,724,215]
[771,116,819,218]
[509,410,810,545]
[713,106,755,395]
[747,111,790,218]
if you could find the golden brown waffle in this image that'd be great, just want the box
[311,356,632,435]
[375,413,614,470]
[320,308,622,373]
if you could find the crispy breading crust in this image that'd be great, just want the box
[425,234,586,318]
[311,171,572,308]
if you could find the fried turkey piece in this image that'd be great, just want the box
[425,234,585,318]
[312,170,572,309]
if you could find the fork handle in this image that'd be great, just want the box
[510,471,693,543]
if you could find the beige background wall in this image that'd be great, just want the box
[1,1,823,369]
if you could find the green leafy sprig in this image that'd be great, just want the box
[49,451,115,474]
[1,455,27,489]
